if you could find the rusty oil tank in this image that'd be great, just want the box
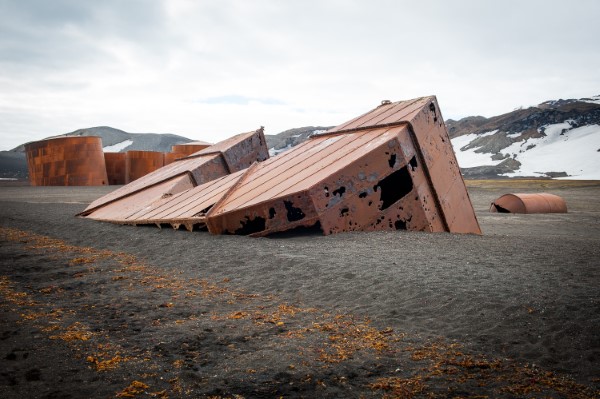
[165,141,212,165]
[104,152,127,185]
[25,136,108,186]
[125,151,165,184]
[490,193,567,213]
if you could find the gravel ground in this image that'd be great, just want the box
[0,180,599,398]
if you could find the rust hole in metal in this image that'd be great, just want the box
[429,102,438,122]
[234,216,266,235]
[394,220,406,230]
[359,191,367,198]
[388,153,397,168]
[409,155,418,171]
[267,221,323,238]
[324,187,329,197]
[340,207,349,216]
[284,201,305,222]
[269,207,276,219]
[395,216,411,230]
[374,166,413,210]
[332,187,346,197]
[194,204,214,217]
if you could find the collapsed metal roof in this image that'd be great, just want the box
[490,193,567,214]
[80,97,481,236]
[79,128,268,217]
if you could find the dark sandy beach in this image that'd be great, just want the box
[1,180,599,398]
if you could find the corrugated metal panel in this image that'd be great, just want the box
[206,96,481,236]
[85,174,196,221]
[490,193,567,213]
[79,128,268,217]
[124,171,244,230]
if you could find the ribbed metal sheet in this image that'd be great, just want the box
[79,128,268,217]
[122,171,244,230]
[206,97,481,236]
[84,174,196,221]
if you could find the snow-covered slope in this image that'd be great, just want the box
[452,123,600,179]
[449,95,600,179]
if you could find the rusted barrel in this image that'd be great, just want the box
[125,151,165,183]
[104,152,127,185]
[165,142,212,165]
[490,193,567,214]
[24,136,108,186]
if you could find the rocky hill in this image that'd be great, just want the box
[447,95,600,179]
[0,126,331,180]
[10,126,194,153]
[1,127,195,180]
[2,96,599,180]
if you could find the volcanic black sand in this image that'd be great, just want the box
[0,179,599,398]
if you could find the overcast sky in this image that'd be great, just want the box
[1,0,598,150]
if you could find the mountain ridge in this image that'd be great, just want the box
[2,95,599,180]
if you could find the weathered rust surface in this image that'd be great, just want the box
[25,136,108,186]
[165,141,213,165]
[104,152,126,185]
[206,97,481,236]
[87,171,245,230]
[490,193,567,214]
[125,151,165,184]
[79,128,268,217]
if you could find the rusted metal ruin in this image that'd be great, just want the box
[490,193,567,214]
[165,141,212,165]
[206,97,480,235]
[25,136,108,186]
[80,97,481,236]
[125,150,165,184]
[104,152,127,185]
[79,128,269,222]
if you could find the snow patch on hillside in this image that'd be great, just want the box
[103,140,133,152]
[581,95,600,105]
[502,123,600,179]
[451,131,503,168]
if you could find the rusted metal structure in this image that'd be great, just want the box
[104,152,127,185]
[79,128,269,218]
[490,193,567,214]
[165,141,213,165]
[85,171,244,230]
[206,96,481,236]
[125,151,165,184]
[25,136,108,186]
[80,98,480,236]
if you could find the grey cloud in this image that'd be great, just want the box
[0,0,170,72]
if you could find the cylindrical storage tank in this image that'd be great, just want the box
[165,141,212,165]
[24,136,108,186]
[125,151,165,183]
[490,193,567,214]
[104,152,127,185]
